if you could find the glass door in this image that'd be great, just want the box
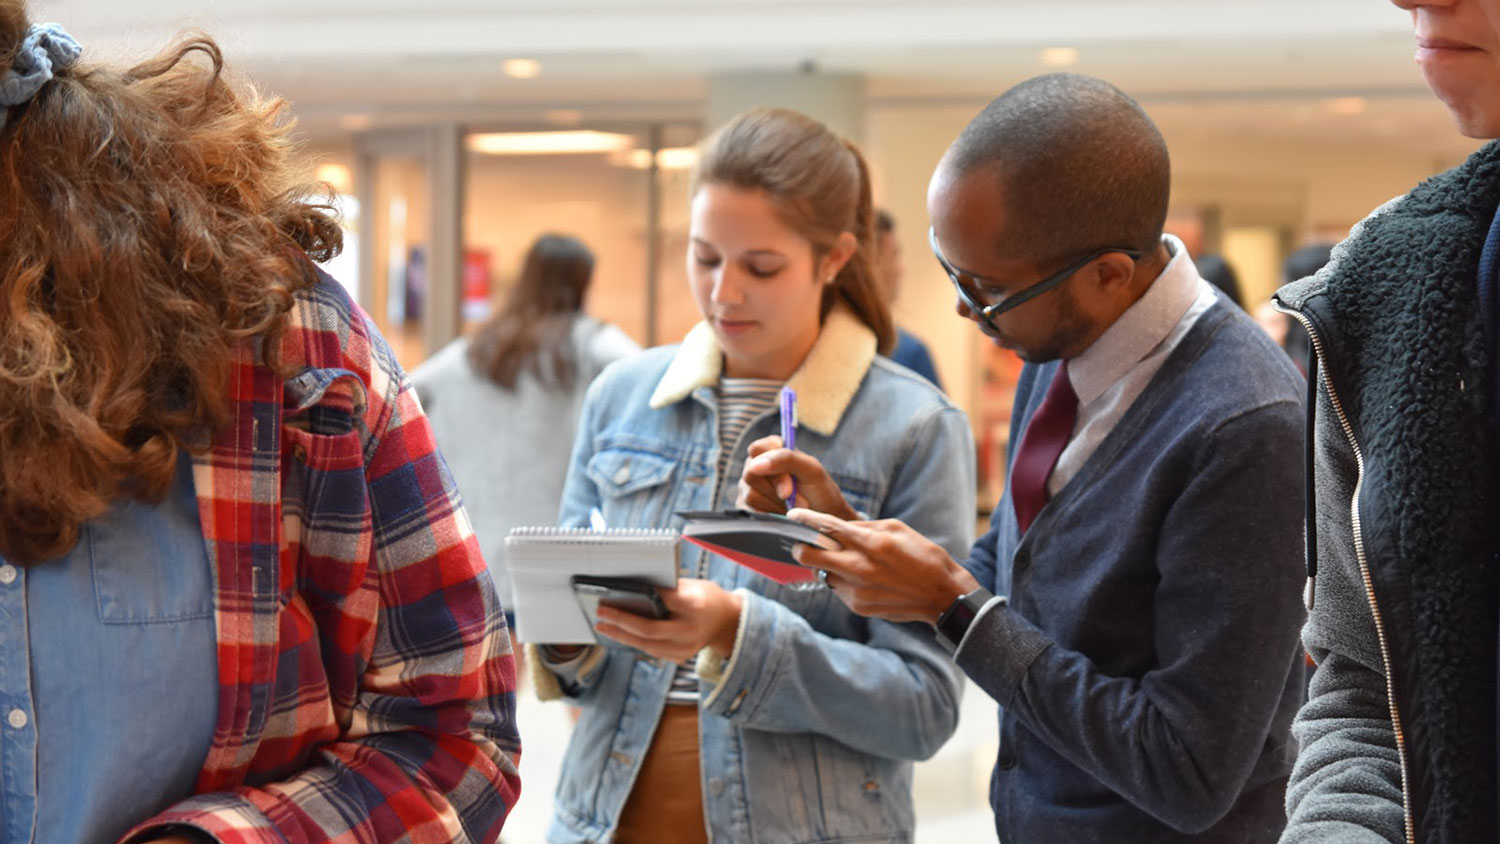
[356,127,464,371]
[357,132,432,368]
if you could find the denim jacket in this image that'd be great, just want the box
[533,307,975,844]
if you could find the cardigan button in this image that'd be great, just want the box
[7,709,28,729]
[998,753,1017,770]
[612,464,631,486]
[0,564,16,585]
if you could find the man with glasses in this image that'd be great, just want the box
[745,73,1307,842]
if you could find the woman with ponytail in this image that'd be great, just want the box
[533,107,975,843]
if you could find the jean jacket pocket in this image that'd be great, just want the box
[585,447,679,526]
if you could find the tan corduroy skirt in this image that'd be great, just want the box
[612,705,709,844]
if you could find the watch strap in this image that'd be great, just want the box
[934,586,995,654]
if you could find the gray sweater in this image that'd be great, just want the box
[410,318,639,606]
[959,298,1308,843]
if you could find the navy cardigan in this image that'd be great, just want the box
[957,297,1307,843]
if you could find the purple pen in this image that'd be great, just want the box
[779,386,798,510]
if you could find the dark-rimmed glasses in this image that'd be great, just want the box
[929,226,1143,334]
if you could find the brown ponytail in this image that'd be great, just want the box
[693,108,895,354]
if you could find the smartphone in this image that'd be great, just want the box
[571,575,669,629]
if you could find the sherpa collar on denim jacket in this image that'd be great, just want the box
[647,305,877,436]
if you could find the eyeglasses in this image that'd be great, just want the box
[928,226,1143,334]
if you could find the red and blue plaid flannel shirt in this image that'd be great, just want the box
[122,273,521,843]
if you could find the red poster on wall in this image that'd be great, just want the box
[463,249,492,323]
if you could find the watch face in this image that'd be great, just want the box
[936,590,987,654]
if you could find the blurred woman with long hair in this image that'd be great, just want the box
[413,233,639,626]
[0,3,519,841]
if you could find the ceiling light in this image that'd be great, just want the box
[1323,97,1367,117]
[1039,47,1079,68]
[314,163,353,194]
[466,130,635,155]
[607,149,653,169]
[503,58,543,80]
[656,147,699,170]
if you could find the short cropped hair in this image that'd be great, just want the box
[945,73,1170,264]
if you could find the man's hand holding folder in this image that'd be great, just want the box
[785,509,981,626]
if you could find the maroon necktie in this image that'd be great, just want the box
[1010,362,1078,534]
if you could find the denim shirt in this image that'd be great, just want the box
[0,452,216,844]
[540,309,975,844]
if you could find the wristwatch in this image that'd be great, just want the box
[934,586,996,654]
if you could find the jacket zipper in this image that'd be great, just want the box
[1278,304,1415,844]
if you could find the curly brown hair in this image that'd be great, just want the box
[0,0,342,563]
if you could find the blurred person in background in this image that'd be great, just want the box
[875,209,944,388]
[413,232,639,652]
[758,73,1306,843]
[531,107,973,844]
[0,3,519,842]
[1276,0,1500,840]
[1254,243,1331,375]
[1195,252,1247,309]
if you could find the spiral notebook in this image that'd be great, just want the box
[505,526,679,644]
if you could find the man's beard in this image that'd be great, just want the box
[1014,288,1091,364]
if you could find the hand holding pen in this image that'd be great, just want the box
[736,404,860,521]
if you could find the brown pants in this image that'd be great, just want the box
[612,705,709,844]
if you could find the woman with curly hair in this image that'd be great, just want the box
[0,3,520,842]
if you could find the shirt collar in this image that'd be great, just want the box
[1066,234,1202,406]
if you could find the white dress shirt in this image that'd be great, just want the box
[1048,235,1218,496]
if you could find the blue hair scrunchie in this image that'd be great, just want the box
[0,23,82,130]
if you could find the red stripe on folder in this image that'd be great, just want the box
[682,536,817,584]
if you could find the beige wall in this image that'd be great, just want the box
[865,104,987,415]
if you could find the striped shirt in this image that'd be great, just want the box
[666,376,783,705]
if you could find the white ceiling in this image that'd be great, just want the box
[29,0,1464,154]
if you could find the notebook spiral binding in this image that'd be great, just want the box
[506,526,677,542]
